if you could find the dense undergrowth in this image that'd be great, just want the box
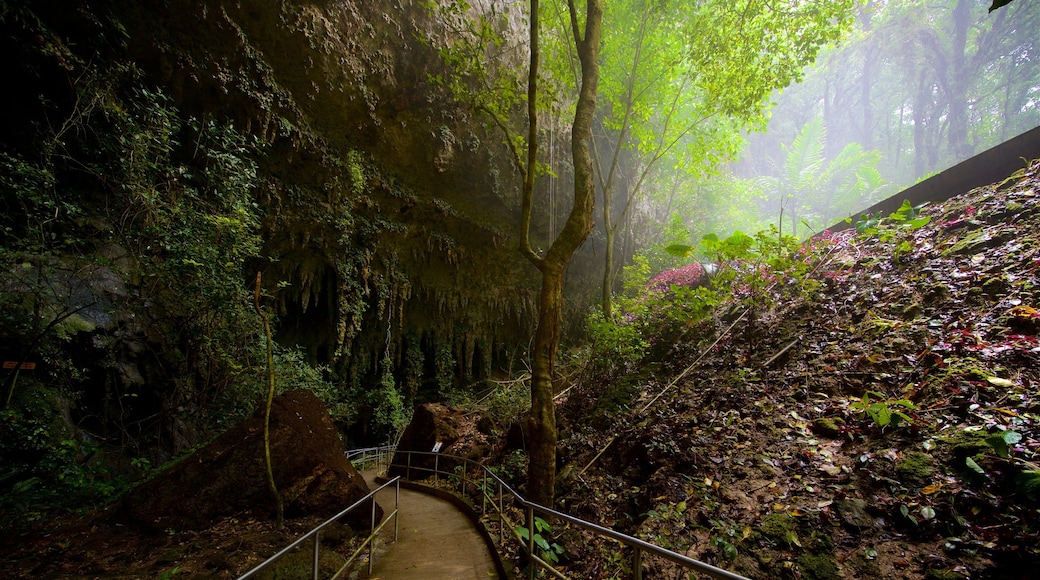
[0,3,401,524]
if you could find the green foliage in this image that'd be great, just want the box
[462,380,529,427]
[345,149,366,196]
[852,200,931,262]
[984,430,1022,459]
[855,200,931,235]
[700,225,823,305]
[268,346,355,424]
[754,117,890,236]
[1017,469,1040,502]
[0,408,121,520]
[595,224,830,383]
[849,391,915,430]
[0,23,272,511]
[434,340,455,398]
[621,254,651,298]
[516,515,564,566]
[585,310,649,374]
[368,357,408,437]
[401,333,423,409]
[710,519,742,562]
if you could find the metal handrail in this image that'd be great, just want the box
[345,445,394,474]
[236,476,400,580]
[388,450,748,580]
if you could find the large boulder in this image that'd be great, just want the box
[118,389,379,531]
[388,402,494,479]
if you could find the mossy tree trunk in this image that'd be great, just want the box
[254,273,284,526]
[519,0,602,508]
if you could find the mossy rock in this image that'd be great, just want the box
[811,417,845,438]
[981,276,1007,298]
[848,551,882,576]
[898,302,923,320]
[796,552,841,580]
[923,283,950,305]
[895,451,934,487]
[757,513,800,547]
[834,498,873,530]
[808,531,835,552]
[941,428,991,461]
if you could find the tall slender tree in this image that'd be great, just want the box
[590,0,856,319]
[516,0,602,508]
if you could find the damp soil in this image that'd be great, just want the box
[548,160,1040,579]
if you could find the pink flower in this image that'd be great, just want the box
[647,263,708,292]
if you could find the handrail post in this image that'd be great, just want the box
[633,546,642,580]
[406,451,412,480]
[435,453,440,483]
[312,530,320,580]
[394,478,400,541]
[460,459,466,496]
[368,495,377,575]
[498,481,504,545]
[481,469,487,514]
[527,505,535,580]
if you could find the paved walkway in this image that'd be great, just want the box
[359,470,500,580]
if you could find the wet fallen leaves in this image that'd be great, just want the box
[555,160,1040,579]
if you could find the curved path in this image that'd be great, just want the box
[360,470,500,580]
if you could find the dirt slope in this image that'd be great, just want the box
[553,160,1040,579]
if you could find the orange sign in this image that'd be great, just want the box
[2,361,36,370]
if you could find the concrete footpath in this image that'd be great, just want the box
[360,470,500,579]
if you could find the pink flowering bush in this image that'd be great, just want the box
[646,262,708,293]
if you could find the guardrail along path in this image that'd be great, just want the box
[361,470,499,579]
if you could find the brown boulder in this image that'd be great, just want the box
[118,389,379,531]
[388,402,496,479]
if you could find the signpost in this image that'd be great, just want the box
[3,361,36,370]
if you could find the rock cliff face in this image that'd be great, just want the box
[118,0,539,376]
[1,0,598,455]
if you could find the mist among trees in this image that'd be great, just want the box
[601,0,1038,264]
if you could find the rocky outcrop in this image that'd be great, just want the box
[388,402,496,479]
[118,389,379,531]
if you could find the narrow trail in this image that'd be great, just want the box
[359,470,500,580]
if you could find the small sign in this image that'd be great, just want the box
[432,441,443,453]
[3,361,36,370]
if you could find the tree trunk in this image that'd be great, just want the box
[859,1,875,150]
[521,0,601,509]
[946,0,972,159]
[601,225,615,320]
[526,261,563,505]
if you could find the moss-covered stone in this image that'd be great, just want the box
[848,551,882,576]
[942,428,992,461]
[809,531,835,552]
[834,498,873,530]
[796,552,841,580]
[811,417,845,438]
[981,276,1007,298]
[896,451,935,487]
[923,283,950,305]
[757,513,800,547]
[898,301,923,320]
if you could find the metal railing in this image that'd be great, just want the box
[345,445,394,474]
[236,476,400,580]
[388,450,749,580]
